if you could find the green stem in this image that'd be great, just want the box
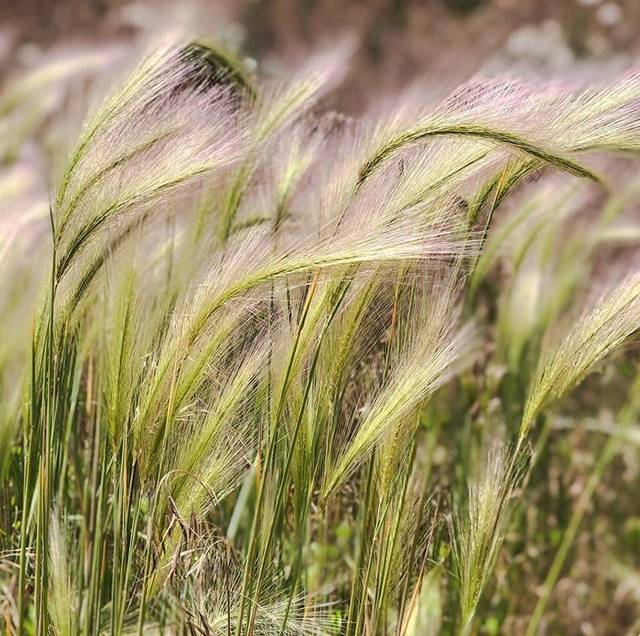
[525,435,618,636]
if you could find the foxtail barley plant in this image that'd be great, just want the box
[1,36,640,634]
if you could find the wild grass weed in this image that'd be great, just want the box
[0,38,639,634]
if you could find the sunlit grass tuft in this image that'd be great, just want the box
[0,35,639,636]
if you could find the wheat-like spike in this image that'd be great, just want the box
[452,444,525,632]
[323,284,475,500]
[521,272,640,438]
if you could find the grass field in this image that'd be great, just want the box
[1,37,640,634]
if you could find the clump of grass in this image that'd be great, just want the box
[1,36,639,635]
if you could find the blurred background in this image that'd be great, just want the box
[2,0,640,111]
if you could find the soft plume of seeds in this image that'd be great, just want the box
[521,272,640,438]
[323,278,476,500]
[452,445,525,632]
